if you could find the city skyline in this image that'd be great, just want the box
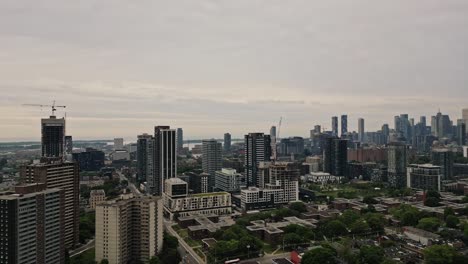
[1,1,468,140]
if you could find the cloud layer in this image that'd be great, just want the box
[1,0,468,141]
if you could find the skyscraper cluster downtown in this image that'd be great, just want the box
[1,107,468,264]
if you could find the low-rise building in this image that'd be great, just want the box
[407,164,442,191]
[403,226,440,246]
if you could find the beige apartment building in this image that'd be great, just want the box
[89,189,106,209]
[95,195,163,264]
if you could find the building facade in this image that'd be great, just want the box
[224,133,231,152]
[41,116,65,158]
[431,148,454,181]
[89,189,106,209]
[202,139,222,191]
[152,126,177,196]
[214,168,242,192]
[387,142,408,188]
[95,196,164,264]
[72,148,105,171]
[0,184,65,264]
[20,160,80,249]
[358,118,365,143]
[137,133,154,184]
[323,138,348,176]
[341,115,348,136]
[245,133,272,187]
[407,164,442,191]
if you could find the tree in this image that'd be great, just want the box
[401,211,419,226]
[363,196,378,205]
[283,233,306,248]
[423,245,460,264]
[289,202,307,213]
[358,245,384,264]
[444,207,455,220]
[363,213,385,232]
[324,220,348,237]
[446,215,460,228]
[339,210,361,227]
[417,217,440,232]
[100,260,110,264]
[148,256,160,264]
[425,197,440,207]
[350,220,370,234]
[302,247,338,264]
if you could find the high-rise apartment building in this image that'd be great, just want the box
[387,142,408,188]
[41,116,65,158]
[137,133,154,184]
[323,138,348,176]
[152,126,177,195]
[270,126,277,138]
[20,160,80,249]
[457,119,466,146]
[431,148,454,181]
[269,162,300,203]
[224,133,231,152]
[332,116,338,137]
[463,108,468,124]
[245,133,272,187]
[177,128,183,153]
[215,168,243,192]
[202,139,222,191]
[341,115,348,136]
[407,164,442,191]
[358,118,365,143]
[114,138,124,150]
[0,184,65,264]
[95,196,164,264]
[65,135,73,155]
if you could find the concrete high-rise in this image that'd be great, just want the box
[0,184,65,264]
[224,133,231,152]
[41,116,65,158]
[177,128,183,152]
[341,115,348,136]
[323,138,348,176]
[202,139,222,191]
[20,160,80,249]
[463,108,468,124]
[387,142,408,188]
[358,118,365,142]
[457,119,466,146]
[95,196,164,264]
[152,126,177,196]
[270,126,277,138]
[114,138,124,150]
[332,116,338,137]
[137,133,154,184]
[245,133,272,187]
[269,162,300,203]
[431,148,454,181]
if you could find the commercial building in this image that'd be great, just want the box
[215,168,243,192]
[245,133,272,187]
[431,111,453,139]
[202,139,222,191]
[240,186,284,211]
[279,137,304,156]
[111,150,130,161]
[95,195,164,264]
[89,189,106,209]
[177,128,184,153]
[387,142,408,188]
[0,184,65,264]
[65,135,73,155]
[431,148,454,181]
[341,115,348,136]
[358,118,365,142]
[457,119,466,146]
[137,133,154,184]
[323,137,348,176]
[113,138,124,150]
[185,172,209,194]
[407,164,442,191]
[270,126,277,139]
[41,115,65,158]
[151,126,177,196]
[332,116,338,137]
[20,160,80,249]
[162,178,231,220]
[72,148,105,171]
[224,133,231,152]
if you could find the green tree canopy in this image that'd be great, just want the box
[289,202,307,213]
[302,247,338,264]
[445,215,460,228]
[350,219,370,234]
[339,210,361,227]
[358,245,384,264]
[423,245,461,264]
[417,217,440,232]
[324,220,348,237]
[363,213,386,232]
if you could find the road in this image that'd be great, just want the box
[70,239,95,257]
[118,171,142,196]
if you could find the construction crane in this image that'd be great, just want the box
[23,100,66,116]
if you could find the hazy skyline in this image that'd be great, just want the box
[1,0,468,141]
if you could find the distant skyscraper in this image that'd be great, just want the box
[323,137,348,176]
[114,138,124,150]
[177,128,183,153]
[137,133,154,184]
[224,133,231,152]
[463,108,468,124]
[431,111,452,139]
[152,126,177,195]
[332,116,338,136]
[95,196,163,264]
[387,142,407,188]
[270,126,277,138]
[21,160,80,249]
[0,184,65,264]
[382,124,390,143]
[65,135,73,155]
[202,139,222,191]
[420,116,427,127]
[358,118,365,142]
[41,116,65,158]
[341,115,348,136]
[314,125,321,134]
[457,119,466,146]
[245,133,272,187]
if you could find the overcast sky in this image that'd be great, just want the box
[1,0,468,141]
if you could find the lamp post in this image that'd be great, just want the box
[247,244,251,259]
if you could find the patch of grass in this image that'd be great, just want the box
[70,248,95,264]
[263,243,277,254]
